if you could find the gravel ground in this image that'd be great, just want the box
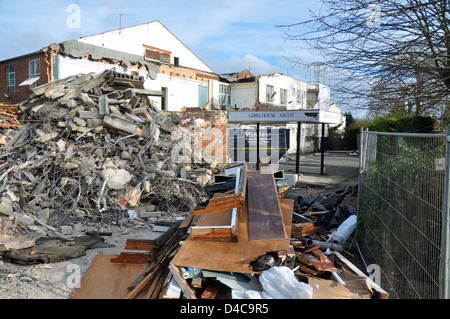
[0,225,160,299]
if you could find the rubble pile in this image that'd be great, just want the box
[0,69,223,238]
[68,168,386,300]
[0,103,23,131]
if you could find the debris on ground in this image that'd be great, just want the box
[0,69,226,262]
[0,70,388,299]
[69,166,388,300]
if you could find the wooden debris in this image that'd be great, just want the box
[168,264,197,299]
[247,170,286,241]
[292,221,319,237]
[201,280,221,299]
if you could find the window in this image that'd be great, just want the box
[266,85,274,103]
[280,88,287,104]
[307,92,317,108]
[29,59,41,89]
[219,84,231,106]
[6,65,15,93]
[297,90,303,105]
[144,45,171,64]
[292,88,296,96]
[174,57,180,67]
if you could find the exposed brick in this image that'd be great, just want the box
[0,52,51,104]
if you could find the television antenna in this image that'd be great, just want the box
[119,13,137,32]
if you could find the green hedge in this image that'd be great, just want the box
[362,113,435,133]
[342,113,436,150]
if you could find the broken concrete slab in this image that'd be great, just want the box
[0,200,14,216]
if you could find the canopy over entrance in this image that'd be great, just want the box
[228,110,344,174]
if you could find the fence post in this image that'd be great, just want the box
[357,127,365,216]
[440,126,450,299]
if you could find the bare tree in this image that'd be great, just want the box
[277,0,450,118]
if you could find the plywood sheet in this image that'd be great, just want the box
[171,198,293,274]
[247,171,286,241]
[191,193,238,242]
[70,254,148,299]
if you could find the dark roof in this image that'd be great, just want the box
[0,50,45,65]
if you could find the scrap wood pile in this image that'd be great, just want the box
[70,165,388,300]
[0,69,225,243]
[0,103,23,130]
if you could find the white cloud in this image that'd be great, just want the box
[0,0,323,81]
[210,53,284,75]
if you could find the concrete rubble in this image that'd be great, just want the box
[0,69,225,252]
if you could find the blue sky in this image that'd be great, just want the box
[0,0,321,80]
[1,1,369,116]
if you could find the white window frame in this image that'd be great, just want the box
[219,83,231,106]
[29,59,41,89]
[6,65,15,93]
[297,90,303,105]
[280,88,287,105]
[266,85,274,103]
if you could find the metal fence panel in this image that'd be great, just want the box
[357,130,447,299]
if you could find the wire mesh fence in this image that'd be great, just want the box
[357,129,447,299]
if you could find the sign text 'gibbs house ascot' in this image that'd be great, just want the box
[227,110,343,124]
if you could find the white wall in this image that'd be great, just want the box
[257,74,313,109]
[230,82,257,109]
[78,21,213,73]
[57,55,124,79]
[145,73,209,111]
[56,54,211,112]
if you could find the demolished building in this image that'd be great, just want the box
[0,68,387,299]
[0,20,230,113]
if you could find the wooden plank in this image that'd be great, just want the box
[171,198,293,274]
[125,221,181,251]
[132,107,153,121]
[191,277,203,289]
[194,164,247,216]
[124,239,157,251]
[191,194,237,242]
[168,264,197,299]
[70,254,148,299]
[291,222,319,237]
[201,280,221,299]
[301,251,338,273]
[147,269,169,299]
[334,251,389,299]
[161,276,182,299]
[110,252,152,264]
[247,171,286,241]
[193,193,244,215]
[126,258,169,299]
[298,265,319,276]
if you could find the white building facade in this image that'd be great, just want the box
[223,72,340,154]
[51,20,225,111]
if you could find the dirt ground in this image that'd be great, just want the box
[0,224,160,299]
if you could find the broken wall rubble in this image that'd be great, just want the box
[0,69,225,241]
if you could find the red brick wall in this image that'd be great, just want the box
[0,52,51,104]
